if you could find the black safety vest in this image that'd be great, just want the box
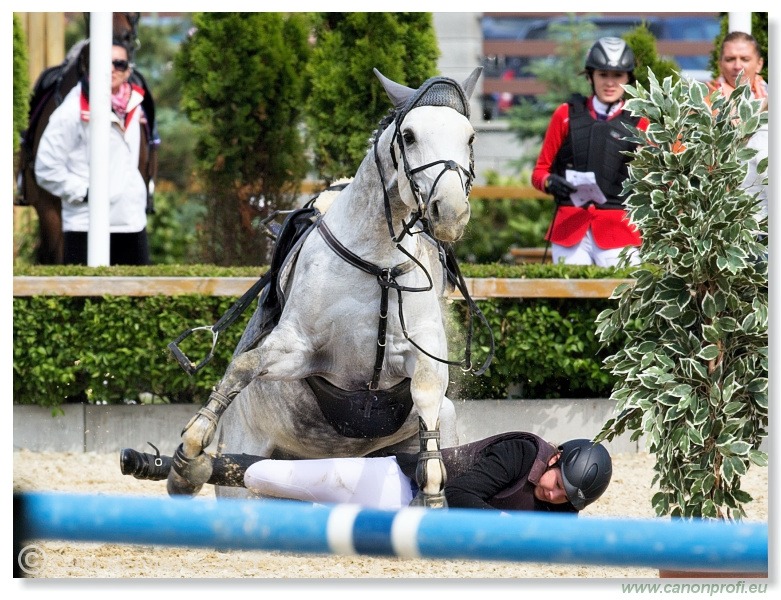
[551,94,641,209]
[396,432,575,512]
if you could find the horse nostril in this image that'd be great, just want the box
[430,200,440,221]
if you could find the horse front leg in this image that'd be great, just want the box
[167,327,313,496]
[409,358,448,508]
[167,349,257,496]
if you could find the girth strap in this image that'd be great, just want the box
[305,375,414,438]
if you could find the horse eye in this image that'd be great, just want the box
[402,130,415,145]
[468,134,475,145]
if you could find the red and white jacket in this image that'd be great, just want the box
[34,81,148,234]
[532,95,649,249]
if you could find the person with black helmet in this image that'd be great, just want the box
[531,36,650,267]
[119,433,612,513]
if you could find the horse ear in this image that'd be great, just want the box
[460,67,483,101]
[374,68,415,110]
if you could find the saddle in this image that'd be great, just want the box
[231,203,321,356]
[229,197,415,439]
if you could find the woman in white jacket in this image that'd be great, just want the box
[35,41,150,265]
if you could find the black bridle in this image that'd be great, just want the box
[167,81,495,386]
[317,95,494,391]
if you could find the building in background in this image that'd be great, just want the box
[433,12,721,180]
[479,12,720,120]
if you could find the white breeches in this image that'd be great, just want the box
[552,230,640,267]
[244,456,414,509]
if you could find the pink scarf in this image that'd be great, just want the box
[709,74,768,101]
[111,82,131,120]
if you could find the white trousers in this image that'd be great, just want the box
[244,456,414,509]
[552,230,640,267]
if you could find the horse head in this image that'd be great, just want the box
[374,67,482,242]
[84,12,141,59]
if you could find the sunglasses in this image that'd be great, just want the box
[112,59,130,72]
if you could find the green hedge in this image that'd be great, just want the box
[13,264,632,406]
[449,298,621,400]
[14,295,247,406]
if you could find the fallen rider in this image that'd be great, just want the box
[120,432,612,513]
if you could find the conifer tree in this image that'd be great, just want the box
[13,13,30,155]
[175,12,311,265]
[305,13,440,182]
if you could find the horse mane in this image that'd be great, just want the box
[368,109,398,150]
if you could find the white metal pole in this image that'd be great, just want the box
[87,12,112,267]
[728,12,752,34]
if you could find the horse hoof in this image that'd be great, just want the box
[166,444,213,497]
[410,492,448,509]
[166,470,203,497]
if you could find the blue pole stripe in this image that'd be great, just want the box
[15,492,768,572]
[353,509,397,555]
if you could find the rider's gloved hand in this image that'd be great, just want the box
[544,174,577,199]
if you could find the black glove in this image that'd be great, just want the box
[545,174,577,198]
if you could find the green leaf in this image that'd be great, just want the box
[728,441,752,456]
[746,378,768,393]
[701,293,716,319]
[670,383,693,398]
[688,80,704,105]
[697,345,720,360]
[687,427,704,446]
[701,324,721,344]
[658,304,681,320]
[749,450,768,467]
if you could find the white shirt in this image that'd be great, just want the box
[34,82,148,233]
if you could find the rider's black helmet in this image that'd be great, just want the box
[585,37,636,73]
[558,439,612,510]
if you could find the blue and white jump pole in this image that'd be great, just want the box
[15,492,767,573]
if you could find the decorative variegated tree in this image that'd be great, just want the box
[594,70,768,520]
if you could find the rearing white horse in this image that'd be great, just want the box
[167,67,486,507]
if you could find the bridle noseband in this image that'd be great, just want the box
[390,133,474,227]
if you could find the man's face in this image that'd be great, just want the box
[720,40,764,88]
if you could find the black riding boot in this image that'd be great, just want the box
[120,445,261,487]
[120,443,171,480]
